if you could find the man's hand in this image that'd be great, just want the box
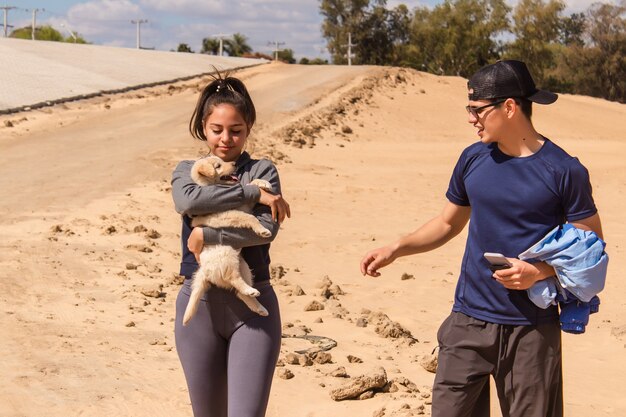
[360,246,397,277]
[492,258,552,290]
[187,227,204,263]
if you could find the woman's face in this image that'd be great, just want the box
[203,103,249,162]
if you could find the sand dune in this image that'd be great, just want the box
[1,63,625,417]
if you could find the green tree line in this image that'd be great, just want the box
[177,33,319,64]
[321,0,626,103]
[10,25,87,44]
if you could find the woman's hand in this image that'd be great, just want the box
[259,188,291,224]
[187,227,204,262]
[492,258,554,290]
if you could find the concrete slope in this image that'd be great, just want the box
[0,37,267,113]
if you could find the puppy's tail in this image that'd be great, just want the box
[182,273,210,326]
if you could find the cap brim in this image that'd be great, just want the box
[527,89,558,104]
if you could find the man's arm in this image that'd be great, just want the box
[360,201,471,277]
[569,212,603,240]
[494,212,604,290]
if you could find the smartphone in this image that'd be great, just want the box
[484,252,512,272]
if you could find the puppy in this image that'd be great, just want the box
[183,155,272,326]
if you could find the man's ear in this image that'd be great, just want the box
[505,98,517,118]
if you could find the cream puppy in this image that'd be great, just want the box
[183,155,271,326]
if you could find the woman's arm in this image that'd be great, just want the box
[171,160,261,216]
[188,160,289,253]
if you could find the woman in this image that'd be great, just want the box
[171,72,290,417]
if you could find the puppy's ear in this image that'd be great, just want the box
[197,161,217,179]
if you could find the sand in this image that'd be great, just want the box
[1,62,625,417]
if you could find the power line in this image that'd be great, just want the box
[130,19,147,49]
[29,8,44,40]
[344,32,357,66]
[268,40,285,61]
[1,5,16,37]
[212,33,232,56]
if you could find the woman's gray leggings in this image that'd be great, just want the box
[175,280,282,417]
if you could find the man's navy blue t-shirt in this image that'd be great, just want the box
[446,138,597,325]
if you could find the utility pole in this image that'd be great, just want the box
[130,19,147,49]
[212,33,232,56]
[345,32,357,66]
[268,40,285,61]
[1,5,16,37]
[30,8,44,40]
[60,23,77,43]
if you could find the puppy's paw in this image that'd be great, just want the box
[255,227,272,237]
[255,306,269,316]
[243,288,261,297]
[250,179,273,192]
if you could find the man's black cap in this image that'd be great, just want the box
[468,60,558,104]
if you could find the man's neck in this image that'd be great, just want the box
[497,125,544,157]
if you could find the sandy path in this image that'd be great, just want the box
[0,64,370,218]
[1,64,625,417]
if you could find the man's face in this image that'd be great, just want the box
[466,99,507,143]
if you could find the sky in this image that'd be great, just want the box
[3,0,603,60]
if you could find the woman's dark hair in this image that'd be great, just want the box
[189,70,256,141]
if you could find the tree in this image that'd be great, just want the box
[224,33,252,57]
[320,0,370,64]
[200,37,220,55]
[407,0,509,76]
[355,2,394,65]
[557,2,626,102]
[559,12,586,46]
[299,57,329,65]
[277,48,296,63]
[177,43,194,53]
[10,25,87,43]
[505,0,565,86]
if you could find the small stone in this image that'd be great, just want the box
[356,317,368,328]
[104,225,117,235]
[420,354,438,373]
[277,368,294,379]
[314,317,323,323]
[330,366,348,378]
[125,263,138,270]
[401,273,415,280]
[146,229,161,239]
[347,355,363,363]
[293,285,305,296]
[133,224,148,233]
[304,300,325,311]
[372,407,386,417]
[141,286,165,298]
[359,390,374,400]
[312,351,333,364]
[125,321,135,327]
[4,120,14,127]
[341,125,353,134]
[284,353,300,365]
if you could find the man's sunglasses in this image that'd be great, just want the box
[465,98,507,119]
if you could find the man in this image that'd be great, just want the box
[360,60,603,417]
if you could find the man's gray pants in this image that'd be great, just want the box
[432,312,563,417]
